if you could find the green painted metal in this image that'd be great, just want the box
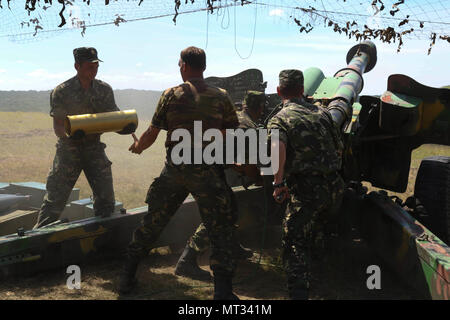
[347,189,450,299]
[324,41,377,130]
[385,74,450,146]
[381,91,422,108]
[303,67,325,97]
[312,77,342,99]
[332,70,364,104]
[205,68,266,106]
[352,102,362,120]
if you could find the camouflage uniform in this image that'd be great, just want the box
[268,83,345,297]
[34,75,119,228]
[187,168,239,254]
[237,109,258,130]
[127,78,239,277]
[240,90,265,127]
[186,91,264,254]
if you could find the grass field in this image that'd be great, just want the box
[0,112,166,210]
[1,111,448,208]
[0,111,449,300]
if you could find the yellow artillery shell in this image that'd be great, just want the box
[65,109,138,136]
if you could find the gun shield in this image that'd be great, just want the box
[65,109,138,137]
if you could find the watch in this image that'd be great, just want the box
[272,180,286,188]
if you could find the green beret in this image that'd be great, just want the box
[73,47,103,63]
[279,69,303,87]
[243,91,265,110]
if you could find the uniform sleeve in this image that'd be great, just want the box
[150,89,171,130]
[222,92,239,129]
[49,88,67,119]
[267,115,288,145]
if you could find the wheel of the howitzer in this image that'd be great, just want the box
[414,156,450,244]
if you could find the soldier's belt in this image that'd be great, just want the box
[65,109,138,136]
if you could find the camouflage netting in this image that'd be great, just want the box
[0,0,448,54]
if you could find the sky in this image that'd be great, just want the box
[0,1,448,96]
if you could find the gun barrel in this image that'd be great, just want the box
[328,41,377,130]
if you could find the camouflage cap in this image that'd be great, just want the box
[73,47,103,63]
[279,69,304,87]
[243,91,265,110]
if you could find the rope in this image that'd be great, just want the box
[0,2,242,39]
[233,0,258,60]
[205,1,210,49]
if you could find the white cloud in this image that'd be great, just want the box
[136,62,143,67]
[16,60,25,64]
[269,9,284,17]
[0,69,6,73]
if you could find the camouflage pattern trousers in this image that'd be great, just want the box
[188,185,239,253]
[127,162,236,277]
[34,141,115,228]
[282,171,345,297]
[188,168,239,253]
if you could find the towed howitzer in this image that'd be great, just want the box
[298,40,450,299]
[0,49,448,299]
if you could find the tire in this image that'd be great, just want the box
[414,156,450,244]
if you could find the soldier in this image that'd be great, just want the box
[34,47,127,229]
[173,91,266,281]
[237,90,265,129]
[267,69,345,299]
[118,46,239,300]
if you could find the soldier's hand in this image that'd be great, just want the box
[117,123,137,135]
[273,186,289,203]
[129,133,142,154]
[71,130,85,140]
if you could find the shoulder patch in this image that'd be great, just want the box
[174,85,187,98]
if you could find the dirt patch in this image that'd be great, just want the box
[0,236,418,300]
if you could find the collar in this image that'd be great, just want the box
[73,75,97,91]
[185,77,205,84]
[283,97,304,106]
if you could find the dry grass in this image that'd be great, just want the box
[0,111,448,300]
[0,112,166,209]
[2,112,448,207]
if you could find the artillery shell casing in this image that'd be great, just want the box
[65,109,138,136]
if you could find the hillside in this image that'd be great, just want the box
[0,89,162,119]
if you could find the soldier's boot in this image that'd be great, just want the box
[118,255,140,294]
[233,242,253,260]
[213,275,239,300]
[174,244,212,281]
